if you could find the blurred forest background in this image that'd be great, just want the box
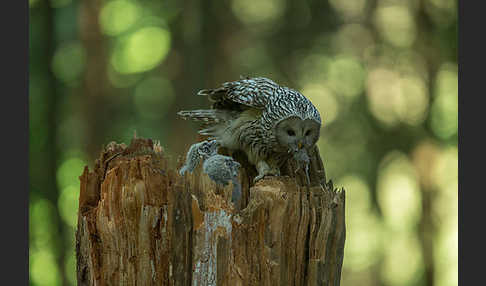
[29,0,457,285]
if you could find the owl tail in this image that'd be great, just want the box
[178,109,231,137]
[178,109,238,124]
[177,109,223,123]
[197,87,227,102]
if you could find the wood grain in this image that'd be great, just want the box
[76,138,346,286]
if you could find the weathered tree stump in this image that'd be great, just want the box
[76,138,346,286]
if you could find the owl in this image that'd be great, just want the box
[179,139,220,175]
[202,154,242,204]
[178,77,322,182]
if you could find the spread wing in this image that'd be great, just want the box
[197,77,278,110]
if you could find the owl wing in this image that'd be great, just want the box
[198,77,278,110]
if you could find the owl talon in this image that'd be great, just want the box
[253,170,280,183]
[253,174,281,183]
[254,160,282,183]
[253,174,265,183]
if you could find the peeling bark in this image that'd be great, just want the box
[76,138,346,286]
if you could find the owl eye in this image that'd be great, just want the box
[287,130,296,136]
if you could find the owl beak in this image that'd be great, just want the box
[298,142,303,149]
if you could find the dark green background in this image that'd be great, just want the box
[29,0,457,285]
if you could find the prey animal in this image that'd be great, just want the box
[179,140,219,175]
[178,77,322,183]
[178,139,242,204]
[203,154,242,204]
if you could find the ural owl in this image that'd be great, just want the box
[178,77,322,182]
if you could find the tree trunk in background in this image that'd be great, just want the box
[76,138,346,285]
[79,0,111,160]
[43,0,68,284]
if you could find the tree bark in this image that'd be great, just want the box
[76,137,346,286]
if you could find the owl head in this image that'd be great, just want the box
[274,116,321,153]
[224,157,241,177]
[197,140,220,158]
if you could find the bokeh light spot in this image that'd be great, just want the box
[396,76,429,126]
[231,0,286,25]
[432,147,458,286]
[301,84,339,125]
[58,185,79,228]
[338,175,383,270]
[366,68,429,127]
[366,68,401,126]
[329,0,367,20]
[381,233,424,286]
[374,5,416,48]
[432,146,458,219]
[339,175,371,213]
[51,41,86,84]
[112,27,171,74]
[65,250,77,285]
[333,24,374,58]
[30,249,62,286]
[56,157,86,190]
[30,199,57,250]
[377,151,421,231]
[430,63,458,140]
[100,0,141,36]
[431,146,458,191]
[411,140,441,190]
[435,211,458,286]
[328,56,365,98]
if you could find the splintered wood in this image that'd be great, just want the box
[76,138,346,286]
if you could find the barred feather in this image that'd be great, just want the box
[178,77,322,179]
[177,109,236,124]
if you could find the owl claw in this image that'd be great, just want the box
[253,169,280,183]
[253,174,265,183]
[179,167,187,176]
[253,174,276,183]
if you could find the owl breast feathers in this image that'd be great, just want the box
[178,77,322,182]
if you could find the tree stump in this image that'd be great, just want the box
[76,138,346,286]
